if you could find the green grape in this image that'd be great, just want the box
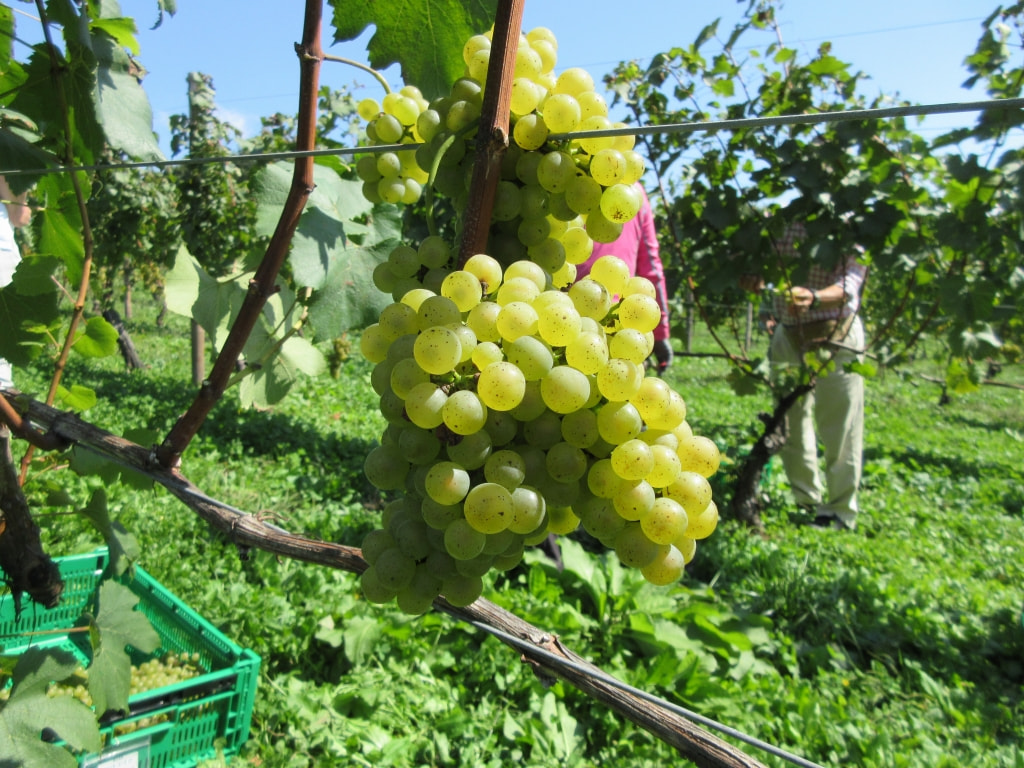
[515,151,544,185]
[442,573,484,607]
[442,390,489,435]
[496,301,540,341]
[386,332,418,363]
[379,388,407,423]
[446,429,492,470]
[478,361,527,411]
[664,471,713,515]
[585,207,624,244]
[514,45,543,80]
[360,324,392,363]
[404,381,447,429]
[513,113,549,151]
[444,518,487,560]
[495,277,539,307]
[413,326,462,375]
[685,500,719,540]
[596,400,643,444]
[553,67,594,96]
[610,438,655,481]
[438,271,481,313]
[363,444,409,491]
[396,565,442,615]
[546,441,589,483]
[587,458,629,499]
[629,376,673,424]
[415,108,442,143]
[378,301,420,340]
[464,253,503,294]
[613,522,665,569]
[536,150,576,194]
[540,365,591,414]
[357,98,381,120]
[485,408,518,446]
[510,380,548,422]
[565,173,603,215]
[374,113,404,143]
[677,435,721,478]
[597,358,643,401]
[484,449,527,490]
[517,216,552,248]
[393,518,433,560]
[492,179,524,221]
[541,93,581,134]
[576,115,615,154]
[589,254,631,296]
[356,155,382,183]
[374,547,417,591]
[510,77,543,115]
[416,295,462,331]
[621,149,646,184]
[455,552,496,577]
[421,496,464,529]
[425,460,471,505]
[447,322,478,363]
[560,407,599,449]
[569,278,612,321]
[360,529,397,565]
[390,357,430,399]
[565,331,609,375]
[399,425,442,465]
[373,261,400,293]
[522,408,563,449]
[673,534,697,564]
[468,303,503,344]
[647,388,687,431]
[598,182,638,224]
[504,335,554,381]
[527,238,566,273]
[472,340,504,370]
[370,359,396,396]
[509,485,546,534]
[641,545,686,586]
[577,90,608,120]
[613,479,656,522]
[618,293,662,333]
[609,123,636,152]
[646,443,683,488]
[464,482,514,534]
[640,496,689,545]
[378,178,406,204]
[447,99,481,132]
[400,286,436,311]
[550,260,577,290]
[588,149,626,187]
[530,38,557,75]
[417,235,450,270]
[504,259,548,291]
[608,328,652,364]
[577,496,626,545]
[546,505,580,535]
[462,33,491,64]
[467,48,490,82]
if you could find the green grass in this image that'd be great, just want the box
[11,304,1024,768]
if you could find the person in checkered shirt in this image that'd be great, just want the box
[751,222,868,531]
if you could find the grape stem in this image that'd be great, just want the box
[322,53,391,94]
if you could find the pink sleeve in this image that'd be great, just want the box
[633,188,671,341]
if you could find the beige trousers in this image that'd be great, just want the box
[770,316,865,528]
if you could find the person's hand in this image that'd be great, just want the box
[652,338,673,375]
[783,286,815,316]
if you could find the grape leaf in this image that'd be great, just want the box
[55,384,98,411]
[0,647,102,768]
[72,315,119,358]
[75,488,142,577]
[239,335,327,409]
[331,0,498,99]
[0,281,60,367]
[85,580,160,717]
[164,247,248,349]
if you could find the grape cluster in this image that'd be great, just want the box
[352,27,722,615]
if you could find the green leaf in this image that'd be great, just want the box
[238,335,326,409]
[164,247,248,349]
[0,283,60,367]
[55,384,97,411]
[342,616,383,666]
[76,488,142,577]
[72,315,119,358]
[0,648,102,767]
[33,174,86,280]
[331,0,498,99]
[86,580,160,716]
[8,255,64,297]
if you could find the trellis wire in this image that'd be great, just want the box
[1,96,1022,179]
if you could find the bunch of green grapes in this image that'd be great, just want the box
[355,24,648,288]
[359,251,722,615]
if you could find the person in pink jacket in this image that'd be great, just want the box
[576,183,673,374]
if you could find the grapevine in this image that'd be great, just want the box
[353,26,722,614]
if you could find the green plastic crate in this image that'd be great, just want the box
[1,549,260,768]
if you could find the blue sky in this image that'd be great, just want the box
[11,1,1000,155]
